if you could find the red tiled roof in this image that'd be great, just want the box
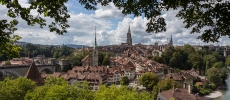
[159,88,207,100]
[164,73,183,81]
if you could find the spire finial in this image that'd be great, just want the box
[94,26,97,49]
[128,24,131,33]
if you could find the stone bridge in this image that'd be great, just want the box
[0,64,58,77]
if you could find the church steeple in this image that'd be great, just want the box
[128,25,131,33]
[127,25,132,45]
[92,26,98,67]
[168,35,173,46]
[94,26,97,49]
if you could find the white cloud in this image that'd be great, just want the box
[0,1,229,47]
[95,3,125,18]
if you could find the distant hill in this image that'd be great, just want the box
[14,41,89,48]
[65,44,89,48]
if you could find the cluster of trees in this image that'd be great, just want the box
[0,44,75,61]
[151,44,227,73]
[0,76,152,100]
[138,72,181,100]
[151,45,229,93]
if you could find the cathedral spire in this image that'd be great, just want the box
[127,25,132,45]
[94,26,97,49]
[168,35,173,46]
[170,35,172,42]
[128,24,131,33]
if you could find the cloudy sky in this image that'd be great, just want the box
[1,0,229,46]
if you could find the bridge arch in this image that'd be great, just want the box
[1,69,22,77]
[38,67,53,74]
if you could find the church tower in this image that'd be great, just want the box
[168,35,173,46]
[127,25,132,45]
[92,26,98,67]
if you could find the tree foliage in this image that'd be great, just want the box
[152,56,164,63]
[0,0,70,58]
[139,72,159,89]
[0,77,35,100]
[220,67,229,84]
[1,0,229,58]
[102,53,110,66]
[120,76,129,86]
[225,56,230,67]
[212,61,224,68]
[79,0,230,42]
[25,76,94,100]
[204,54,218,69]
[152,79,181,100]
[188,53,203,70]
[95,85,152,100]
[206,67,221,85]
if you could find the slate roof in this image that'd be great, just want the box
[24,61,44,85]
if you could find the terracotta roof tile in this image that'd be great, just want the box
[159,88,207,100]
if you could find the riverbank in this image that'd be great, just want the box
[205,91,222,99]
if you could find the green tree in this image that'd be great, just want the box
[4,60,11,66]
[79,0,230,42]
[0,71,3,80]
[69,54,85,67]
[0,20,21,59]
[204,54,218,69]
[162,46,175,65]
[220,67,229,84]
[182,44,195,54]
[152,56,164,63]
[95,85,152,100]
[25,76,94,100]
[139,72,159,89]
[1,0,229,58]
[169,57,177,68]
[120,76,129,86]
[0,0,70,57]
[157,79,181,91]
[0,77,35,100]
[102,53,110,66]
[206,68,221,85]
[62,64,72,72]
[152,79,181,99]
[188,53,203,70]
[98,52,106,65]
[212,61,224,68]
[225,56,230,68]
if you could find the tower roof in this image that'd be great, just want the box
[170,35,173,42]
[128,25,131,33]
[24,61,44,84]
[94,26,97,49]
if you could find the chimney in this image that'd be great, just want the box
[188,85,192,94]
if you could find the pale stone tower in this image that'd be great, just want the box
[127,25,132,45]
[92,26,98,67]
